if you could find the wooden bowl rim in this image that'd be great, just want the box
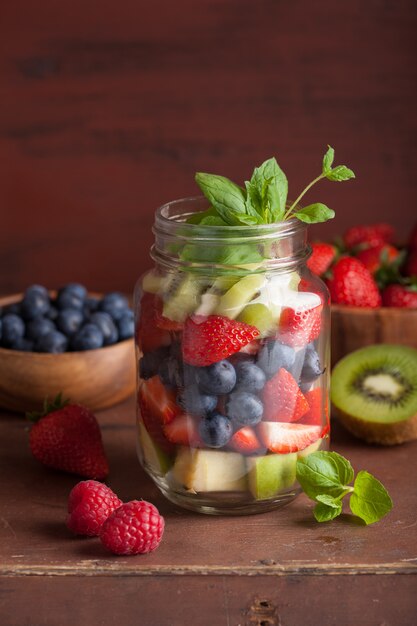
[0,291,134,358]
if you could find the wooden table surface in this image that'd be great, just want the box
[1,396,416,626]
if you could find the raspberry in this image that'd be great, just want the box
[100,500,164,555]
[67,480,122,537]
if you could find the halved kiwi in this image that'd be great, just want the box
[331,344,417,445]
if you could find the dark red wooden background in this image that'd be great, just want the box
[1,0,416,295]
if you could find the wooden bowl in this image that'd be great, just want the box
[331,305,417,366]
[0,293,136,412]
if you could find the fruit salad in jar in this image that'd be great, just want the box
[134,150,354,514]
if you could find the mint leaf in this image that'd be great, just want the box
[326,165,355,182]
[350,471,393,525]
[296,451,354,500]
[244,181,263,220]
[186,207,219,224]
[322,146,335,174]
[250,157,288,222]
[314,498,342,522]
[195,173,247,225]
[233,213,259,225]
[294,203,335,224]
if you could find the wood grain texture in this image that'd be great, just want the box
[331,305,417,366]
[0,399,416,624]
[0,0,416,295]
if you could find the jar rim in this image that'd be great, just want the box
[155,195,306,241]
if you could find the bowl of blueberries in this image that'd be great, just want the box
[0,283,136,412]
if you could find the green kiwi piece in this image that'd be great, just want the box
[214,274,266,319]
[331,344,417,445]
[162,274,206,322]
[237,303,275,336]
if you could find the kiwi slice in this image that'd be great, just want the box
[237,303,275,336]
[331,344,417,445]
[214,274,266,319]
[162,274,205,322]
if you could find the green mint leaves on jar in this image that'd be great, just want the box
[296,451,393,525]
[193,146,355,227]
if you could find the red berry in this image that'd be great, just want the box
[163,414,201,446]
[257,422,322,454]
[327,257,382,307]
[381,284,417,308]
[356,244,399,275]
[297,388,329,428]
[29,404,109,479]
[138,376,180,454]
[408,222,417,251]
[262,368,309,422]
[136,293,171,353]
[67,480,122,537]
[278,302,322,347]
[100,500,164,555]
[229,426,262,454]
[182,315,259,367]
[404,249,417,277]
[344,223,394,250]
[307,243,336,276]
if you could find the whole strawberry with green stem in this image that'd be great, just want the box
[326,257,382,307]
[28,394,109,479]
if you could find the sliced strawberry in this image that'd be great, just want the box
[136,293,171,353]
[238,340,261,356]
[163,414,201,446]
[137,376,180,454]
[298,388,329,428]
[262,368,309,422]
[182,315,260,367]
[257,422,322,453]
[229,427,262,455]
[278,302,322,347]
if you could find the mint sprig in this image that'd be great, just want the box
[194,146,354,226]
[296,451,392,525]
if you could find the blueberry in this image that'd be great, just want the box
[199,412,233,448]
[139,347,170,380]
[196,360,236,395]
[20,288,50,320]
[46,306,59,321]
[117,310,134,340]
[0,318,2,342]
[11,337,34,352]
[235,361,266,392]
[36,330,68,353]
[257,341,296,379]
[1,314,25,347]
[5,302,22,316]
[177,385,217,417]
[226,391,263,426]
[301,344,325,383]
[56,291,84,311]
[99,292,129,321]
[26,317,56,341]
[158,356,183,388]
[58,283,87,301]
[85,297,99,313]
[71,324,104,351]
[56,309,85,337]
[89,312,118,345]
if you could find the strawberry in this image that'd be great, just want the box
[344,223,394,251]
[136,293,170,353]
[262,368,309,422]
[138,376,180,453]
[182,315,260,367]
[298,388,329,428]
[326,257,382,307]
[356,244,399,275]
[229,427,262,454]
[28,396,109,479]
[163,414,201,446]
[381,284,417,308]
[278,302,322,347]
[307,243,336,276]
[257,422,322,454]
[408,222,417,251]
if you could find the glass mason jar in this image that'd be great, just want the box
[134,197,330,515]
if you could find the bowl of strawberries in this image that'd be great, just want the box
[307,222,417,365]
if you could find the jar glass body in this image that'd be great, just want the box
[134,197,330,515]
